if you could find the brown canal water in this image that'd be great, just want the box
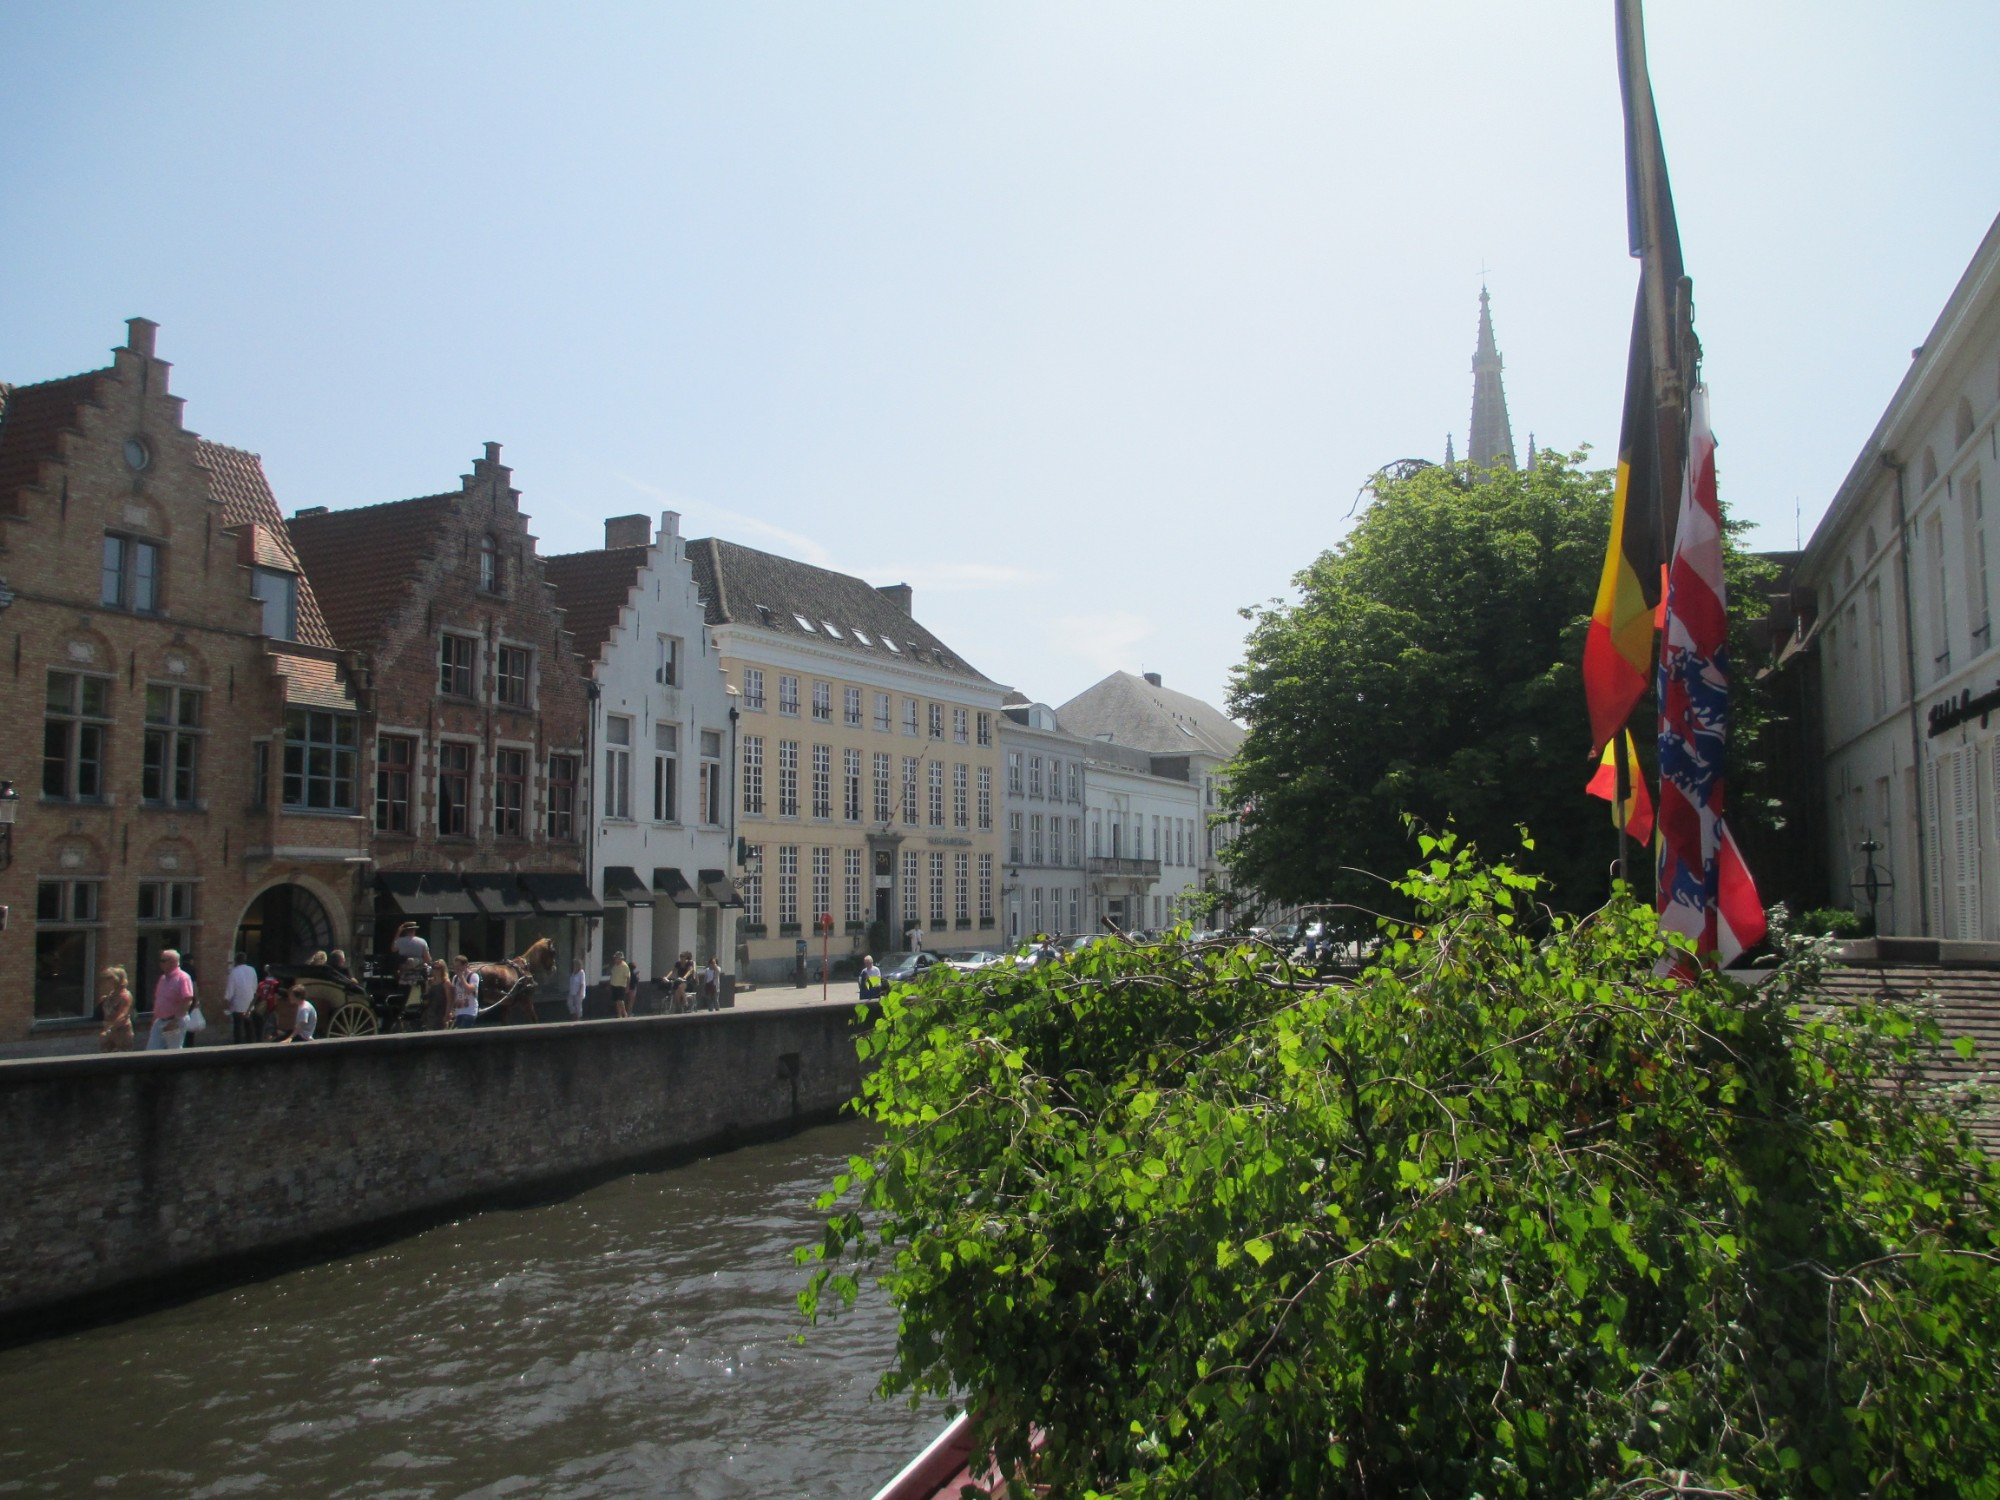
[0,1120,938,1498]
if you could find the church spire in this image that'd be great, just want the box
[1467,286,1517,477]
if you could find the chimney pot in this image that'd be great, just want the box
[483,441,502,465]
[876,582,913,614]
[125,318,158,359]
[605,514,652,549]
[1143,671,1162,687]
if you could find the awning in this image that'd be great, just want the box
[518,872,603,916]
[699,869,745,908]
[463,873,536,917]
[374,872,478,917]
[653,867,701,908]
[602,865,654,907]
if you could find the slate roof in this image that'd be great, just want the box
[286,493,459,650]
[195,440,338,649]
[1812,962,2000,1157]
[543,544,648,666]
[1056,671,1244,760]
[685,536,993,682]
[0,371,104,511]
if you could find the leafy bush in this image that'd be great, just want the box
[1799,907,1868,939]
[802,834,2000,1498]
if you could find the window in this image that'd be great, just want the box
[138,881,195,924]
[494,749,527,834]
[928,703,944,739]
[821,620,844,640]
[375,734,415,832]
[1030,814,1044,864]
[700,730,723,825]
[953,763,968,828]
[1071,817,1082,865]
[1068,887,1079,933]
[43,672,110,801]
[604,717,632,820]
[812,743,832,819]
[953,708,968,744]
[34,880,101,1021]
[437,741,472,833]
[253,741,270,809]
[142,685,203,807]
[853,627,873,647]
[497,645,532,708]
[812,846,832,925]
[843,748,862,821]
[844,686,863,727]
[251,567,298,641]
[903,699,919,737]
[778,846,799,929]
[283,708,358,811]
[928,761,944,826]
[1048,758,1063,802]
[1091,813,1101,857]
[439,633,476,698]
[778,740,800,818]
[653,723,679,822]
[132,880,196,1018]
[955,852,969,924]
[479,534,502,593]
[1968,477,1991,653]
[902,850,921,933]
[844,847,863,925]
[874,693,892,732]
[101,534,161,613]
[779,675,800,716]
[657,635,681,686]
[1068,762,1080,802]
[873,752,892,822]
[548,754,577,839]
[1007,752,1022,796]
[743,735,765,815]
[976,712,991,747]
[743,846,764,926]
[883,636,902,656]
[1028,756,1043,798]
[1031,888,1043,935]
[793,614,817,635]
[1930,512,1952,681]
[1009,811,1023,863]
[929,852,946,926]
[977,766,992,830]
[902,756,920,824]
[812,681,832,722]
[744,668,765,711]
[1049,816,1062,865]
[978,854,993,924]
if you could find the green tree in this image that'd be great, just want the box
[804,838,2000,1498]
[1222,455,1777,917]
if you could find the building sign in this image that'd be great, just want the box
[1927,681,2000,738]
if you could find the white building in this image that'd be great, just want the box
[546,512,740,994]
[1795,212,2000,939]
[1078,738,1204,933]
[997,700,1089,942]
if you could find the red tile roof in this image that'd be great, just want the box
[0,371,105,512]
[269,650,357,711]
[286,493,459,650]
[194,440,337,650]
[543,545,648,666]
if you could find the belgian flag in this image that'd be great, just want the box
[1583,0,1688,756]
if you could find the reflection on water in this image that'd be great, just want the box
[0,1121,935,1498]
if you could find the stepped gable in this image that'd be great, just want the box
[286,491,458,650]
[1813,961,2000,1155]
[684,535,993,681]
[1056,670,1243,760]
[543,544,648,666]
[0,371,105,511]
[194,439,337,649]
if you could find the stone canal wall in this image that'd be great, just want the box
[0,1005,870,1328]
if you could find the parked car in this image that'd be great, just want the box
[882,951,945,984]
[947,950,1005,972]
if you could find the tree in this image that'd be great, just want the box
[1221,454,1777,917]
[803,837,2000,1497]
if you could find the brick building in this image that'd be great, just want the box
[0,319,368,1045]
[286,445,594,980]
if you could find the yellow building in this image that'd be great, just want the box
[686,539,1007,981]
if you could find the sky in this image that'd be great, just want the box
[3,3,1997,714]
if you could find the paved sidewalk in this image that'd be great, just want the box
[729,977,866,1013]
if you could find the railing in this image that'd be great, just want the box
[1087,856,1161,878]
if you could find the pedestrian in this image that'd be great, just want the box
[223,950,260,1045]
[858,954,882,1001]
[451,955,481,1029]
[667,951,696,1013]
[609,951,632,1018]
[698,954,722,1010]
[254,965,283,1041]
[146,948,195,1050]
[98,966,134,1051]
[279,981,317,1042]
[566,958,587,1021]
[908,925,924,956]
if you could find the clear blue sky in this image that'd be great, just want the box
[4,3,1996,713]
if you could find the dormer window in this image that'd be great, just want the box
[479,534,502,594]
[251,567,298,641]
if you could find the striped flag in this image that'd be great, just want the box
[1655,388,1764,966]
[1584,729,1655,846]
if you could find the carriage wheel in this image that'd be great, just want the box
[326,1001,379,1038]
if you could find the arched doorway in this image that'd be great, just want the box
[235,883,336,971]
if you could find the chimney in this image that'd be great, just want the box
[876,582,913,614]
[125,318,158,359]
[295,506,328,518]
[1143,671,1162,687]
[605,514,651,549]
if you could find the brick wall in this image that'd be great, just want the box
[0,1003,868,1326]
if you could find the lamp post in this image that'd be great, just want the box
[0,780,18,871]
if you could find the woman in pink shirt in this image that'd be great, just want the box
[146,949,195,1050]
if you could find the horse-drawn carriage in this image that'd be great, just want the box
[269,937,557,1037]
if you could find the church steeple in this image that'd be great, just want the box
[1467,286,1517,477]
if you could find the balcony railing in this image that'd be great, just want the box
[1087,856,1160,878]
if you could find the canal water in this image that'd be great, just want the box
[0,1120,938,1498]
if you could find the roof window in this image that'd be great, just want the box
[821,620,843,639]
[793,614,817,634]
[882,636,902,654]
[852,627,873,646]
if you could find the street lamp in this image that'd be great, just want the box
[0,781,18,870]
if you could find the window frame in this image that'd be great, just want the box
[437,739,474,834]
[494,746,528,836]
[101,532,163,615]
[375,733,416,833]
[43,671,112,803]
[438,632,478,699]
[141,683,205,808]
[603,716,632,821]
[547,753,578,840]
[282,707,359,813]
[495,643,533,709]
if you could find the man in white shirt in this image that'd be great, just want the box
[281,983,317,1042]
[858,955,883,1000]
[566,959,587,1021]
[222,951,260,1046]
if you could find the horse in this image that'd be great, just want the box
[464,936,558,1025]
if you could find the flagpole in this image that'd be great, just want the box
[1612,729,1632,888]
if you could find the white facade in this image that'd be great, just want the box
[1080,742,1204,933]
[1798,213,2000,938]
[997,704,1089,942]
